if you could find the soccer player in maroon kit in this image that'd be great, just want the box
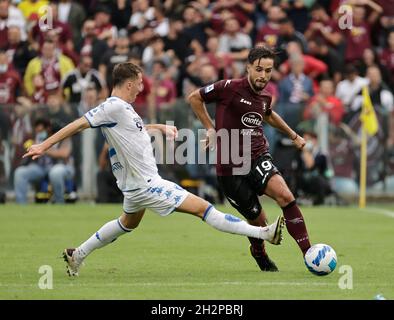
[188,46,311,271]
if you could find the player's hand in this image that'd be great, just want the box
[292,134,306,150]
[22,143,46,160]
[201,128,216,151]
[163,124,178,140]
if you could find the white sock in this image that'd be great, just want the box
[203,205,269,240]
[76,218,132,259]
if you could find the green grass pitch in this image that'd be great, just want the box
[0,202,393,300]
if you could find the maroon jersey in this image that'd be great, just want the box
[199,77,272,176]
[0,67,22,104]
[344,21,371,62]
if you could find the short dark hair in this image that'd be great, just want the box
[112,62,142,87]
[248,46,276,64]
[34,118,51,129]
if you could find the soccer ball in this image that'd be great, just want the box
[304,244,337,276]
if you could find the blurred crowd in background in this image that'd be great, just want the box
[0,0,393,205]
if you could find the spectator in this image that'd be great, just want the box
[30,73,46,104]
[296,131,334,205]
[141,35,174,77]
[342,1,383,63]
[279,41,327,87]
[17,0,48,21]
[127,54,152,121]
[24,39,75,98]
[45,89,73,128]
[304,3,342,50]
[352,66,394,116]
[164,17,193,65]
[10,101,32,170]
[99,32,130,89]
[150,4,169,37]
[218,17,252,77]
[14,117,74,204]
[376,0,394,45]
[280,0,313,34]
[94,5,117,48]
[0,49,22,104]
[329,124,359,195]
[303,77,345,126]
[30,2,73,53]
[307,38,344,84]
[2,25,36,77]
[380,30,394,88]
[255,5,286,48]
[109,0,132,30]
[276,17,308,65]
[209,0,255,36]
[181,4,207,48]
[335,64,368,114]
[57,0,86,47]
[277,54,314,130]
[96,142,122,203]
[357,48,392,87]
[62,55,105,105]
[128,0,155,29]
[200,35,235,79]
[148,59,177,123]
[0,0,27,46]
[76,19,108,70]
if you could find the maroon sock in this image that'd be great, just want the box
[282,201,311,256]
[248,237,266,256]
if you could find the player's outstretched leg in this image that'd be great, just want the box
[265,175,311,256]
[248,211,279,272]
[176,193,284,244]
[63,210,145,276]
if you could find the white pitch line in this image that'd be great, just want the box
[361,207,394,219]
[0,281,336,288]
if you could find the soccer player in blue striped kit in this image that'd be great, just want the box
[23,62,284,276]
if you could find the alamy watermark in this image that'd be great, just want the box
[143,123,254,175]
[338,265,353,290]
[38,5,53,31]
[338,5,353,30]
[38,265,53,289]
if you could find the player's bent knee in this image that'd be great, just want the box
[120,211,143,229]
[276,190,295,207]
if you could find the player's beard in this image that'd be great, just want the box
[251,78,267,92]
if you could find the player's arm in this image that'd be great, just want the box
[265,110,306,149]
[23,117,90,160]
[187,89,217,150]
[187,89,215,130]
[145,124,178,140]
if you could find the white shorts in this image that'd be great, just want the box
[122,176,189,216]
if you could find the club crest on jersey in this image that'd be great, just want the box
[241,112,263,128]
[240,98,252,105]
[205,84,214,93]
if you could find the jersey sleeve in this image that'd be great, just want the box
[84,101,121,128]
[199,80,228,104]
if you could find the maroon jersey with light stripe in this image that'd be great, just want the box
[199,77,272,176]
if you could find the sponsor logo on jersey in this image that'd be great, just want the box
[241,112,263,128]
[111,162,124,171]
[240,98,252,105]
[205,84,214,93]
